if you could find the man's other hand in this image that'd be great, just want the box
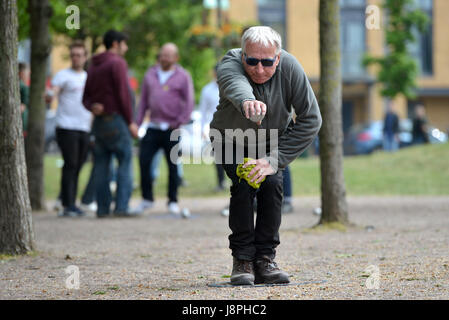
[91,103,104,116]
[129,122,139,139]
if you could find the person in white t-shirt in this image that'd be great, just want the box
[50,41,92,217]
[198,64,226,191]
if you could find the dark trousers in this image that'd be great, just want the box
[139,128,180,203]
[56,127,90,208]
[217,142,284,261]
[216,163,225,187]
[283,165,292,198]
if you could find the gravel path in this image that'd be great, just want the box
[1,196,448,300]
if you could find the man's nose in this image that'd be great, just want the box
[255,62,264,73]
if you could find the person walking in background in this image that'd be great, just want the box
[80,76,138,212]
[18,62,29,137]
[412,104,429,145]
[383,103,400,152]
[49,41,91,217]
[281,166,293,213]
[198,64,226,192]
[133,43,194,215]
[83,30,139,218]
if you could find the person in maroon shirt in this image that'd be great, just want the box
[82,30,139,218]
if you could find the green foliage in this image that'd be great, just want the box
[121,0,217,101]
[17,0,29,40]
[363,0,429,99]
[17,0,217,101]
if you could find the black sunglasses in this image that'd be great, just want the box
[244,53,277,67]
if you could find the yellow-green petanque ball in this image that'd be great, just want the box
[236,157,266,189]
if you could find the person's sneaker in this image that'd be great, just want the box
[80,201,97,213]
[58,206,82,218]
[131,200,154,214]
[72,206,86,217]
[281,201,294,214]
[53,199,63,212]
[230,257,255,285]
[254,256,290,284]
[220,206,230,217]
[168,202,181,215]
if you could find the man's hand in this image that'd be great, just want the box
[91,103,104,116]
[129,122,139,139]
[243,158,275,184]
[242,100,267,125]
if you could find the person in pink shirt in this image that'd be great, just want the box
[134,43,194,215]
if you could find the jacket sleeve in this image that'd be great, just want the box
[266,58,322,170]
[217,49,256,115]
[112,58,132,125]
[177,71,195,127]
[136,73,149,126]
[82,72,93,111]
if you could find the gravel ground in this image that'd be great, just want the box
[1,196,448,300]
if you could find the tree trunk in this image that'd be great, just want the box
[25,0,52,210]
[0,0,35,254]
[318,0,349,224]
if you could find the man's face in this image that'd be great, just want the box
[70,47,87,70]
[242,42,280,84]
[117,41,128,57]
[158,46,178,70]
[19,68,29,82]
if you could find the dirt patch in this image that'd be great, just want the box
[1,196,448,300]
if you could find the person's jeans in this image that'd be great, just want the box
[139,128,180,203]
[55,128,90,208]
[81,147,117,205]
[383,134,398,152]
[92,114,133,215]
[217,142,284,261]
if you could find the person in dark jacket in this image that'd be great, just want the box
[210,26,322,285]
[19,62,29,136]
[412,105,429,145]
[82,30,139,218]
[383,103,400,152]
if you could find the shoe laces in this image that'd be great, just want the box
[258,257,279,271]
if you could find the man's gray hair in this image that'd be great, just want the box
[241,26,282,54]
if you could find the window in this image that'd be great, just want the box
[340,0,366,77]
[408,0,433,75]
[257,0,287,50]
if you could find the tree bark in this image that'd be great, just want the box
[318,0,349,224]
[25,0,52,210]
[0,0,35,254]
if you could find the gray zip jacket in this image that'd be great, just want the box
[209,48,322,170]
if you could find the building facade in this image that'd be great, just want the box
[228,0,449,133]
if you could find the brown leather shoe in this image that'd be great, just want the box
[254,256,290,284]
[230,257,255,285]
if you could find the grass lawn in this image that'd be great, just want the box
[44,143,449,200]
